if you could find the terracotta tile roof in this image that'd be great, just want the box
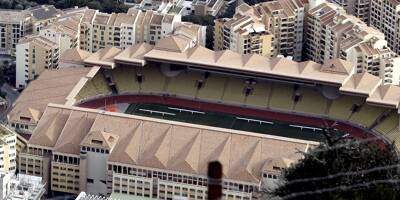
[29,104,316,183]
[60,48,91,66]
[340,73,382,96]
[8,67,91,125]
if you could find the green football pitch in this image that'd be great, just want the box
[125,103,338,142]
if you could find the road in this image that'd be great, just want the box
[0,83,19,121]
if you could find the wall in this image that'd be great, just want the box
[15,42,29,88]
[86,150,109,195]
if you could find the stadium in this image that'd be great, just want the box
[9,36,400,199]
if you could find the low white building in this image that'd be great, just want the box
[0,172,45,200]
[0,172,12,200]
[0,125,17,173]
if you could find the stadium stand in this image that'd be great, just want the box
[76,79,98,100]
[197,74,227,101]
[327,95,364,121]
[112,67,140,93]
[268,83,295,111]
[374,112,399,135]
[138,67,166,93]
[91,74,111,95]
[294,87,328,115]
[349,104,387,128]
[244,81,271,108]
[221,78,247,104]
[385,126,400,148]
[166,70,202,97]
[76,74,111,100]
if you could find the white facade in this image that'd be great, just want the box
[0,173,11,200]
[329,0,370,23]
[0,125,17,173]
[0,172,45,200]
[370,0,400,54]
[39,27,77,54]
[15,36,59,89]
[86,150,109,195]
[305,2,400,85]
[7,174,45,200]
[259,0,306,61]
[16,42,29,88]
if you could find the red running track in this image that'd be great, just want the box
[77,94,384,144]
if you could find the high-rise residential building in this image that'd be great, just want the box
[348,38,400,84]
[305,2,400,84]
[27,5,62,34]
[14,6,205,89]
[80,7,182,52]
[16,36,59,88]
[47,6,203,52]
[0,125,17,173]
[370,0,400,54]
[256,0,305,61]
[0,10,32,56]
[328,0,371,23]
[39,16,80,53]
[192,0,225,16]
[0,6,62,56]
[214,4,275,57]
[214,1,305,60]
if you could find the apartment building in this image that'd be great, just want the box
[256,0,305,61]
[305,3,382,63]
[16,36,59,89]
[305,2,400,84]
[19,104,312,199]
[0,6,62,56]
[192,0,225,16]
[348,39,400,84]
[214,4,275,57]
[0,10,32,56]
[15,7,201,89]
[329,0,371,23]
[39,16,80,53]
[174,22,207,46]
[75,7,182,52]
[370,0,400,54]
[0,125,17,173]
[27,5,62,34]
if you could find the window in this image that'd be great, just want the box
[87,178,94,183]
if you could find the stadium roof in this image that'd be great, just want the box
[84,47,122,68]
[114,43,154,66]
[60,48,91,66]
[11,34,400,130]
[144,46,351,85]
[8,67,92,125]
[340,73,382,96]
[29,103,316,183]
[367,84,400,108]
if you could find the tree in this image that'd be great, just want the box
[219,2,236,18]
[269,133,400,200]
[0,0,129,13]
[87,1,102,10]
[243,0,269,5]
